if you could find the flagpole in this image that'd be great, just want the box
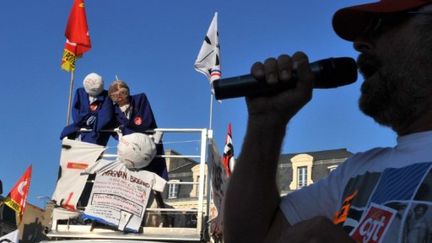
[66,70,75,125]
[209,92,214,130]
[62,0,91,126]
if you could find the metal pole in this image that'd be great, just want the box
[206,91,215,240]
[209,92,214,130]
[66,70,75,125]
[197,129,208,236]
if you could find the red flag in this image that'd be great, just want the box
[4,165,32,219]
[61,0,92,72]
[222,123,235,177]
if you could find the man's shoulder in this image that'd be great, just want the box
[131,93,150,106]
[335,147,394,176]
[75,87,87,96]
[346,147,393,164]
[132,93,148,99]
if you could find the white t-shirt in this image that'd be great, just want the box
[84,159,166,232]
[281,130,432,243]
[119,104,131,119]
[89,96,97,104]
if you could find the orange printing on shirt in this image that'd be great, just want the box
[66,162,88,169]
[333,190,358,225]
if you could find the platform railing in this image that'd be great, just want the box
[48,128,214,242]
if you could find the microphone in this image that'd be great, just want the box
[213,57,358,100]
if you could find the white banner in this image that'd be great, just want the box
[207,139,226,238]
[0,229,19,243]
[51,139,105,210]
[84,160,166,232]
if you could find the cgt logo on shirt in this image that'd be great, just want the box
[351,203,396,243]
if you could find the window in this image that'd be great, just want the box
[168,180,180,199]
[328,165,338,173]
[297,166,307,188]
[289,154,313,190]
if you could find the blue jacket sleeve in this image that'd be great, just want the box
[134,93,157,130]
[120,93,157,135]
[94,91,114,132]
[72,88,92,126]
[60,89,90,139]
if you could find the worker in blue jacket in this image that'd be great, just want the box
[108,80,168,180]
[60,73,114,146]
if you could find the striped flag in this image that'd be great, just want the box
[61,0,92,72]
[4,165,32,219]
[194,12,221,83]
[222,123,235,176]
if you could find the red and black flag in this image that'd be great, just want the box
[4,165,32,219]
[222,123,235,176]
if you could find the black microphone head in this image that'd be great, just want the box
[313,57,357,88]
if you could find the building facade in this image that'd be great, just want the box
[165,148,353,202]
[277,148,353,195]
[162,149,207,209]
[0,202,17,236]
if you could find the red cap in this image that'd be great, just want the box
[332,0,431,41]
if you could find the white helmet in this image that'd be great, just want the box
[117,133,156,169]
[83,72,104,97]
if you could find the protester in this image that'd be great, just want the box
[224,0,432,242]
[60,73,114,146]
[108,80,168,180]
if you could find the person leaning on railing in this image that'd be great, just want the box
[108,80,168,180]
[60,72,114,146]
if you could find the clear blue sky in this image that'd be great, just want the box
[0,0,395,208]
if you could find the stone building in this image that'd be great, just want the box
[0,202,17,236]
[165,148,353,202]
[0,198,50,242]
[162,149,207,209]
[277,148,353,194]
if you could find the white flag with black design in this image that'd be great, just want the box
[194,12,221,83]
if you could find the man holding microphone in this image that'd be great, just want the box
[224,0,432,242]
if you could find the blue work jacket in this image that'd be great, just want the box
[61,88,114,146]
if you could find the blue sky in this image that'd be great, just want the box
[0,0,395,208]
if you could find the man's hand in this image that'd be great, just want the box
[276,216,355,243]
[247,52,314,124]
[224,52,315,243]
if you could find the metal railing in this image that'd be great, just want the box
[49,128,214,242]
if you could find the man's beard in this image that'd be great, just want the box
[358,53,432,133]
